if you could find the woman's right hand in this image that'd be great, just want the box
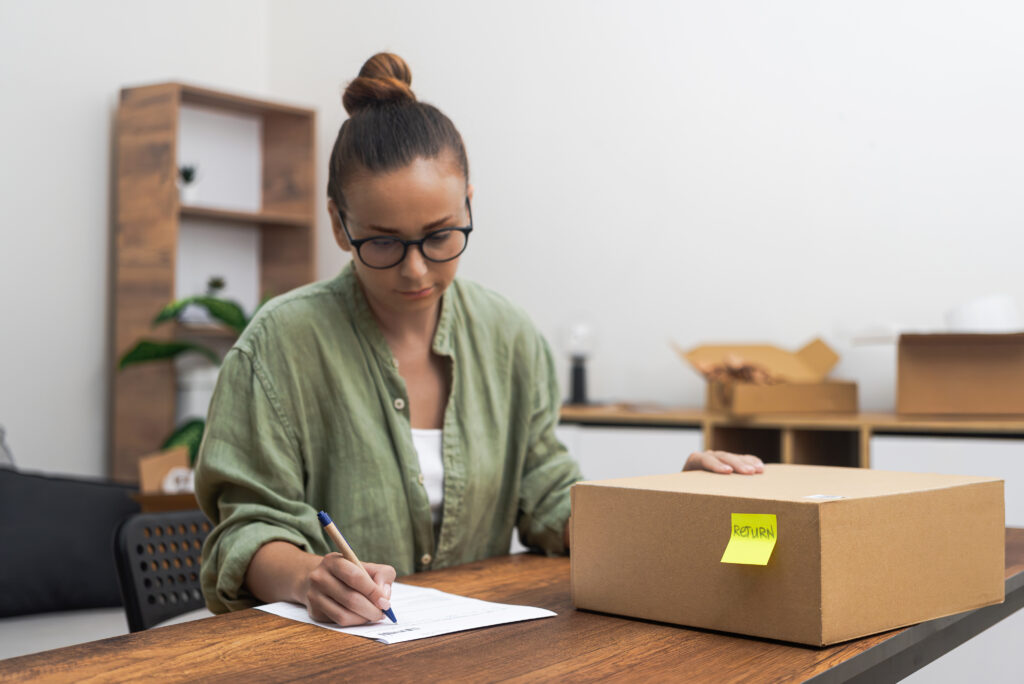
[303,553,396,626]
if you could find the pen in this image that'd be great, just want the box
[317,510,398,623]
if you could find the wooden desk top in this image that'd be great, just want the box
[4,529,1023,683]
[561,403,1024,434]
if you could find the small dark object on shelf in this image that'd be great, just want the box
[569,354,588,405]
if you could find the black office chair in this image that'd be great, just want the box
[114,509,211,632]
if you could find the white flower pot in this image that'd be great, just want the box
[179,182,199,205]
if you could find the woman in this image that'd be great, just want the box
[195,53,763,627]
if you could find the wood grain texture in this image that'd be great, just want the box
[179,205,312,228]
[560,404,1024,473]
[111,84,180,482]
[560,404,1024,433]
[110,83,316,482]
[4,530,1020,683]
[262,111,315,217]
[260,224,314,301]
[179,83,313,117]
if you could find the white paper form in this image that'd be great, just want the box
[255,582,555,644]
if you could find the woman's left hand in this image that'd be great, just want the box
[684,450,764,475]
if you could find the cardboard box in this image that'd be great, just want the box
[570,464,1004,646]
[134,447,199,511]
[138,446,190,493]
[705,379,857,414]
[678,338,858,414]
[897,333,1024,415]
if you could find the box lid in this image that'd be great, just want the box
[577,464,1001,502]
[678,338,839,383]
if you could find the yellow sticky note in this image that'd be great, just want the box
[720,513,778,565]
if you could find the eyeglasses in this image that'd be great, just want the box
[339,198,473,269]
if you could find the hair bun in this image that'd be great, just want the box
[342,53,415,115]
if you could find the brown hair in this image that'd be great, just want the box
[327,53,469,215]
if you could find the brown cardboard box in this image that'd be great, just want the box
[138,446,190,493]
[570,464,1004,646]
[678,338,858,414]
[705,379,858,414]
[132,446,199,511]
[897,333,1024,415]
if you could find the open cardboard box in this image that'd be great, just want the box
[677,338,858,414]
[132,446,198,512]
[898,333,1024,415]
[570,464,1004,646]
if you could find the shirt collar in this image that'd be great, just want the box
[330,262,457,360]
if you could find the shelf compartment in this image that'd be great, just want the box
[179,204,312,228]
[786,429,860,468]
[113,82,316,483]
[708,426,782,464]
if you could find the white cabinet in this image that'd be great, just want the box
[558,425,703,481]
[871,435,1024,527]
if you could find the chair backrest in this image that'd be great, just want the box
[114,509,211,632]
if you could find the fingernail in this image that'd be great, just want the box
[722,465,733,472]
[377,596,391,611]
[741,465,753,473]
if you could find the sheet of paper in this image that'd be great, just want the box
[720,512,778,565]
[256,582,555,644]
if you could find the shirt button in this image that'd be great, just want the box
[417,473,425,485]
[393,397,406,411]
[421,553,432,566]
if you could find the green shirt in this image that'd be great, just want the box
[195,265,582,613]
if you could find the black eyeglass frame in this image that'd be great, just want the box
[339,198,473,270]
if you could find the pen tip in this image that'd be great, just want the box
[384,607,397,623]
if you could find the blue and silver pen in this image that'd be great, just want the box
[317,510,397,623]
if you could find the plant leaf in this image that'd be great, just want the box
[161,419,205,466]
[118,340,220,370]
[151,295,248,334]
[195,296,248,333]
[152,298,194,326]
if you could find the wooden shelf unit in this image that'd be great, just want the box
[560,404,1024,469]
[111,82,317,482]
[179,204,313,228]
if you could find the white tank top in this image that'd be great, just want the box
[411,428,444,524]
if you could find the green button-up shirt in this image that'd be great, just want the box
[195,265,582,613]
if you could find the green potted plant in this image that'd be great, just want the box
[119,277,260,463]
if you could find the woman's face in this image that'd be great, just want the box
[330,154,472,319]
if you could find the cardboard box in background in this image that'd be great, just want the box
[705,379,857,414]
[138,446,190,493]
[678,338,858,414]
[571,464,1004,646]
[897,333,1024,415]
[133,446,198,512]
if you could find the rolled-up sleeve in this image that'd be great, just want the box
[516,332,583,555]
[194,348,325,613]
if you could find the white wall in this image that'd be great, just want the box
[0,0,270,476]
[2,1,1024,475]
[267,0,1024,412]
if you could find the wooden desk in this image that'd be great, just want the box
[561,404,1024,468]
[3,529,1022,683]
